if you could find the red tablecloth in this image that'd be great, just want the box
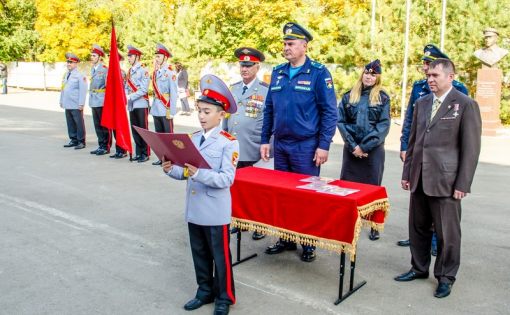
[231,167,390,257]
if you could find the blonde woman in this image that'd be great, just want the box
[337,59,391,241]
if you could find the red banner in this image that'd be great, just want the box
[101,23,132,154]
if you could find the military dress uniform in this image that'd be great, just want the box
[60,53,87,149]
[88,44,111,155]
[125,45,151,162]
[261,23,338,262]
[166,74,239,315]
[150,43,178,166]
[224,47,268,240]
[398,44,469,249]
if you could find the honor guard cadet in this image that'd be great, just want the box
[397,44,469,249]
[261,22,338,262]
[60,52,87,149]
[150,43,179,166]
[88,44,111,156]
[224,47,268,240]
[162,74,239,315]
[125,45,151,163]
[110,51,129,159]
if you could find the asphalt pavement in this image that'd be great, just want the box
[1,90,509,314]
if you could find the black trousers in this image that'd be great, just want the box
[236,161,257,169]
[188,223,235,305]
[130,108,150,157]
[153,116,174,133]
[91,107,111,150]
[409,175,462,284]
[65,109,85,144]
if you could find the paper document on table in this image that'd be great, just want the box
[299,176,335,184]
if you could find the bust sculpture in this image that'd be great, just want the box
[474,28,508,68]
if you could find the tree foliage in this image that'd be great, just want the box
[2,0,510,122]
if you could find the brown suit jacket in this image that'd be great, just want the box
[402,88,481,197]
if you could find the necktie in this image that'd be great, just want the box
[66,72,71,81]
[430,98,441,122]
[242,85,248,95]
[200,135,206,146]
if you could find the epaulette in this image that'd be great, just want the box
[379,90,390,102]
[414,79,427,86]
[453,80,464,87]
[259,81,269,87]
[189,130,201,138]
[220,130,236,141]
[102,65,107,69]
[310,60,325,69]
[230,81,242,87]
[273,63,286,71]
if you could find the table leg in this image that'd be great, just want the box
[232,229,257,267]
[334,253,367,305]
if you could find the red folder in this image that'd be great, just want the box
[133,126,211,169]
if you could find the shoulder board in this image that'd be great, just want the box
[220,130,236,141]
[259,81,269,87]
[102,65,107,69]
[452,80,464,87]
[379,90,390,101]
[310,60,325,69]
[273,63,286,71]
[414,79,426,86]
[230,81,242,87]
[168,65,174,71]
[190,130,201,137]
[342,90,352,97]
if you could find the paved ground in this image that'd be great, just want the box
[1,90,509,314]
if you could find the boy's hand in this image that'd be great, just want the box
[184,163,198,177]
[162,157,173,173]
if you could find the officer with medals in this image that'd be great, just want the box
[88,44,111,156]
[60,52,87,150]
[397,44,469,250]
[125,45,151,163]
[150,43,179,166]
[224,47,268,241]
[261,23,338,262]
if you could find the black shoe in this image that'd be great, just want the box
[114,152,127,159]
[63,141,78,148]
[369,228,380,241]
[230,227,239,234]
[74,143,86,150]
[394,270,429,282]
[95,148,109,156]
[265,241,297,254]
[252,232,265,240]
[214,303,229,315]
[300,249,316,262]
[131,155,141,162]
[90,148,100,154]
[110,153,117,158]
[434,282,452,298]
[183,298,213,311]
[152,160,162,166]
[397,239,410,247]
[137,155,149,163]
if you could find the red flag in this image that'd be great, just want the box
[101,23,132,154]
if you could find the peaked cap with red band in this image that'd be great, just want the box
[155,43,172,58]
[65,52,80,63]
[91,44,105,57]
[234,47,265,66]
[198,74,237,114]
[127,44,142,56]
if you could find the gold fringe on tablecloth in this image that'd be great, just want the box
[231,217,362,260]
[357,198,390,232]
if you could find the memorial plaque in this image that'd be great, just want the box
[475,68,502,136]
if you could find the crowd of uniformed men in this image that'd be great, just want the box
[59,21,481,313]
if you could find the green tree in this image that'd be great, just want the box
[0,0,39,61]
